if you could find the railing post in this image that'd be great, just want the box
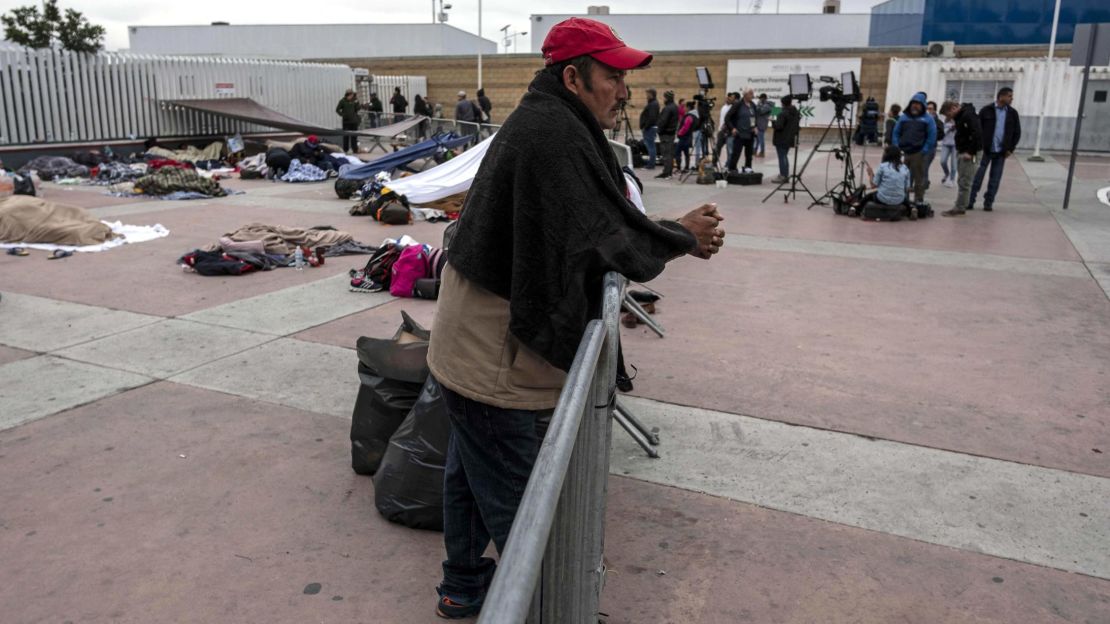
[528,273,623,623]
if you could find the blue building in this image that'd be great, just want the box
[870,0,1110,46]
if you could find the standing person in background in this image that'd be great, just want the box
[675,101,698,172]
[639,88,660,170]
[892,92,936,205]
[754,93,772,157]
[455,90,480,136]
[336,89,361,154]
[655,90,679,180]
[924,100,944,189]
[969,87,1021,212]
[477,88,492,124]
[771,95,800,184]
[476,88,493,136]
[389,87,408,123]
[414,94,431,117]
[725,88,757,173]
[883,104,901,146]
[941,100,983,217]
[938,101,958,187]
[413,95,432,140]
[367,92,383,128]
[714,92,736,167]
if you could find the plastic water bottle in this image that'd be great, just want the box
[294,247,304,271]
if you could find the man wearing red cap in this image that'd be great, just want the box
[426,17,724,618]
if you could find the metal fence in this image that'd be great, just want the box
[478,272,623,624]
[0,44,356,146]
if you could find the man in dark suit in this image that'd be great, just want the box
[969,87,1021,212]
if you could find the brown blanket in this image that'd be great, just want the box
[0,196,117,246]
[204,223,354,255]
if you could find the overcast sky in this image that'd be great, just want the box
[0,0,887,52]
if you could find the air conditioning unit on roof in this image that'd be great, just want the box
[926,41,956,58]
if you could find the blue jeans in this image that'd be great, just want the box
[970,151,1006,208]
[939,144,957,181]
[776,144,791,178]
[756,127,766,154]
[439,385,551,602]
[693,130,704,162]
[642,126,658,168]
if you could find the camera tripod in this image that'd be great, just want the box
[762,132,819,204]
[612,102,636,143]
[783,104,859,210]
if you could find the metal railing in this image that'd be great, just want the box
[361,112,500,144]
[478,272,623,624]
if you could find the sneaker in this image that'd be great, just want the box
[943,179,955,188]
[942,209,966,217]
[349,270,384,293]
[909,206,918,221]
[967,204,975,211]
[983,204,993,212]
[435,589,483,619]
[653,172,667,179]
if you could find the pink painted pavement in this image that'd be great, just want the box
[2,383,1106,624]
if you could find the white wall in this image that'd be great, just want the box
[530,14,872,52]
[884,57,1110,150]
[129,24,497,60]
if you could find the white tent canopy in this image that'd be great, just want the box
[384,134,495,205]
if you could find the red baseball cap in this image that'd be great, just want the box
[542,18,652,70]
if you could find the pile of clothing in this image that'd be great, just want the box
[91,162,148,185]
[133,167,228,197]
[17,156,89,181]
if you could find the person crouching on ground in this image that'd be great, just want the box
[941,100,983,217]
[866,145,913,217]
[892,92,936,206]
[425,16,725,619]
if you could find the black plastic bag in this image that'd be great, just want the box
[373,376,450,531]
[349,311,431,475]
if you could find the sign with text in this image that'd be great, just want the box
[726,58,862,127]
[215,82,236,96]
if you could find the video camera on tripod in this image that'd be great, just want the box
[773,70,864,210]
[816,72,862,119]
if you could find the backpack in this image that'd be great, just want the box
[390,245,432,298]
[373,198,413,225]
[363,243,402,290]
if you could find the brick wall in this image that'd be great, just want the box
[325,44,1057,126]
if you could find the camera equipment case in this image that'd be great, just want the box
[727,171,763,185]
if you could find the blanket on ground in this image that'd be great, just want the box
[447,70,696,371]
[133,168,227,197]
[17,156,89,181]
[145,142,224,164]
[0,195,117,246]
[204,223,355,256]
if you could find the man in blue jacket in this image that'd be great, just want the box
[892,92,936,205]
[969,87,1021,211]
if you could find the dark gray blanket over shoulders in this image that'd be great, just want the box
[448,70,697,371]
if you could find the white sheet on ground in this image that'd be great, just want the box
[382,133,495,205]
[0,221,170,253]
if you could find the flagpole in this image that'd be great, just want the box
[1029,0,1062,162]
